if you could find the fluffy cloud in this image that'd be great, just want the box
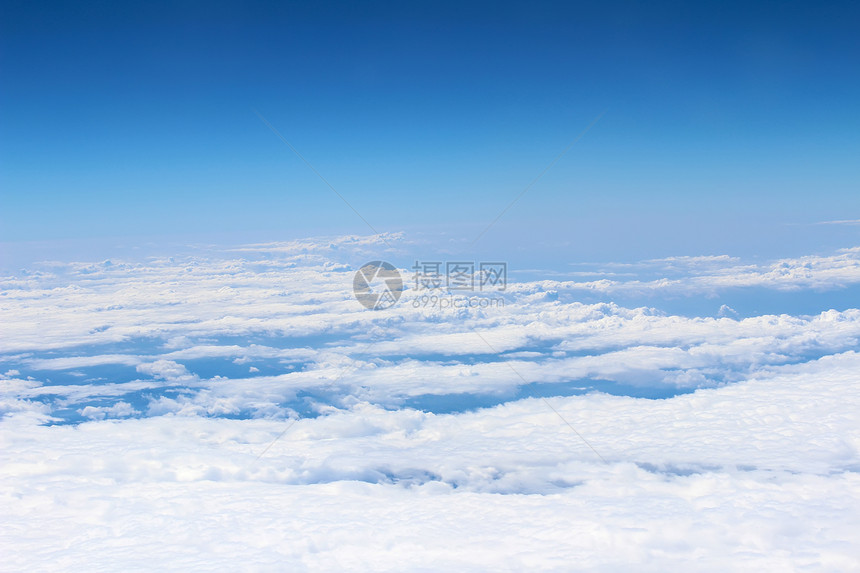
[136,360,197,382]
[1,234,859,569]
[527,247,860,301]
[79,401,137,420]
[2,352,858,570]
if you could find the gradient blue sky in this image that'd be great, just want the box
[2,0,859,264]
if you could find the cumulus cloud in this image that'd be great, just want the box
[136,360,197,382]
[1,234,859,569]
[80,401,138,420]
[2,352,859,570]
[538,247,860,296]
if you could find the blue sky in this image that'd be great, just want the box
[2,0,859,264]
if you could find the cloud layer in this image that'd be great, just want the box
[1,234,859,570]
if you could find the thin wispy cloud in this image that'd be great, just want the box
[815,219,860,225]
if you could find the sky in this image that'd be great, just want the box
[2,0,859,265]
[3,3,860,569]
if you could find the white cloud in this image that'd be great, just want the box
[26,354,142,370]
[815,219,860,225]
[2,351,859,570]
[136,360,197,382]
[80,401,138,420]
[525,248,860,295]
[2,234,860,569]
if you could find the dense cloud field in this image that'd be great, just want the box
[2,235,859,570]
